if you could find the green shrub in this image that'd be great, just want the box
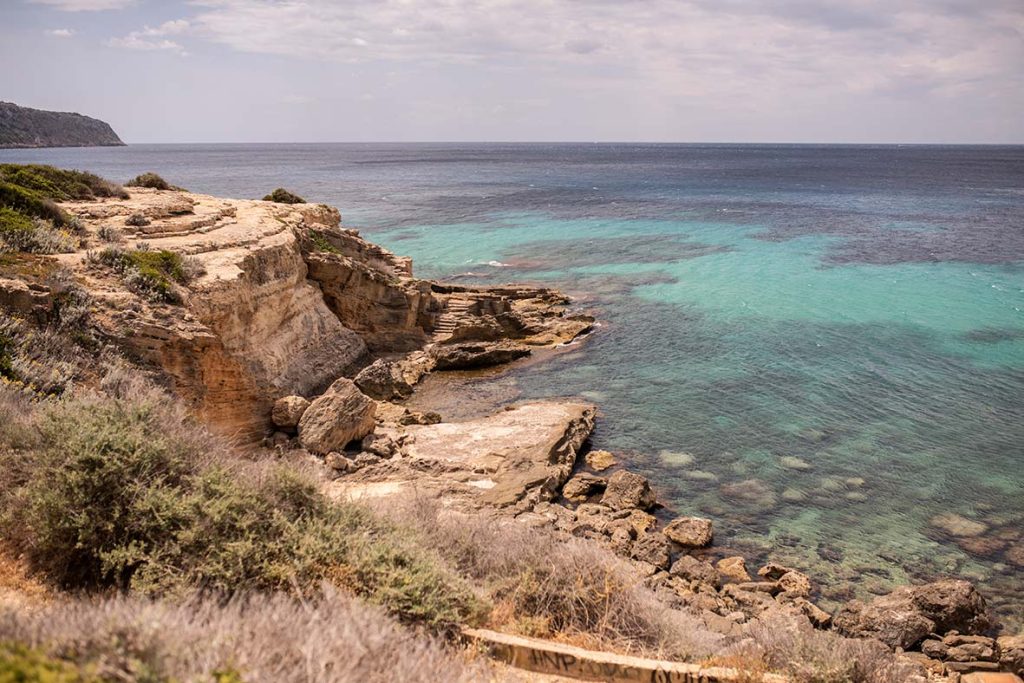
[0,643,93,683]
[0,164,128,202]
[0,182,67,227]
[309,231,341,254]
[91,247,189,303]
[263,188,306,204]
[125,173,179,191]
[0,207,77,254]
[0,392,481,627]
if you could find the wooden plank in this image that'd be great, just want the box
[463,628,788,683]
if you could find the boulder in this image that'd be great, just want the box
[562,473,607,503]
[717,556,752,583]
[297,378,376,454]
[271,395,310,429]
[669,555,721,589]
[997,634,1024,674]
[601,470,656,511]
[354,359,414,400]
[663,516,713,548]
[777,570,812,598]
[430,342,530,370]
[631,532,671,570]
[584,449,616,471]
[834,579,990,650]
[398,410,442,425]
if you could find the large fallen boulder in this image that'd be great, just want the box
[833,579,990,650]
[298,378,376,454]
[271,395,310,429]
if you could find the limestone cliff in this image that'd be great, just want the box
[24,187,589,441]
[0,102,124,149]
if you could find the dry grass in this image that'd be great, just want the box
[717,613,919,683]
[0,588,495,683]
[377,498,726,661]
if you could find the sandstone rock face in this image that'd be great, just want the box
[298,378,376,454]
[55,189,370,440]
[354,359,414,401]
[601,470,656,511]
[834,579,990,650]
[271,395,310,429]
[663,516,713,548]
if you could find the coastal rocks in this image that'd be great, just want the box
[670,556,721,589]
[663,516,714,548]
[271,395,310,429]
[430,341,531,371]
[720,479,777,509]
[601,470,657,511]
[297,378,376,454]
[354,358,414,400]
[561,473,607,503]
[717,557,752,583]
[631,532,671,570]
[396,401,596,507]
[834,579,990,650]
[585,449,616,471]
[998,635,1024,674]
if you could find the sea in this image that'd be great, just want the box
[2,143,1022,626]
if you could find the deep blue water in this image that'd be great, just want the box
[2,143,1022,625]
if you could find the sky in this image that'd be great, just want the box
[1,0,1022,143]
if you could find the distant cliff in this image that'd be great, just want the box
[0,102,124,148]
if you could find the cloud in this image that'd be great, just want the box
[106,19,190,54]
[45,28,75,37]
[181,0,1023,102]
[29,0,134,10]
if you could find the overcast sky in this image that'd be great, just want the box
[2,0,1022,143]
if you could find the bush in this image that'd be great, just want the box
[91,247,190,303]
[125,173,175,191]
[97,225,123,243]
[0,590,489,683]
[0,164,128,201]
[125,213,150,227]
[0,181,68,227]
[263,188,306,204]
[0,644,88,683]
[0,390,481,628]
[0,207,77,254]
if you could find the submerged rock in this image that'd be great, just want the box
[584,449,617,471]
[297,378,376,454]
[931,512,989,538]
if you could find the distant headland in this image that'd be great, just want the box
[0,101,124,149]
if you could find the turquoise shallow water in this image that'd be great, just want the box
[2,142,1022,625]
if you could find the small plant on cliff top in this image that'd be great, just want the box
[0,163,128,201]
[309,231,342,254]
[263,188,306,204]
[92,247,190,304]
[125,172,177,191]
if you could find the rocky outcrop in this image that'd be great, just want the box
[0,101,124,148]
[271,395,310,429]
[601,470,657,511]
[35,187,591,441]
[297,378,376,454]
[663,516,714,548]
[430,342,531,370]
[834,579,991,650]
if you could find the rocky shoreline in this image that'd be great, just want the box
[3,184,1020,681]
